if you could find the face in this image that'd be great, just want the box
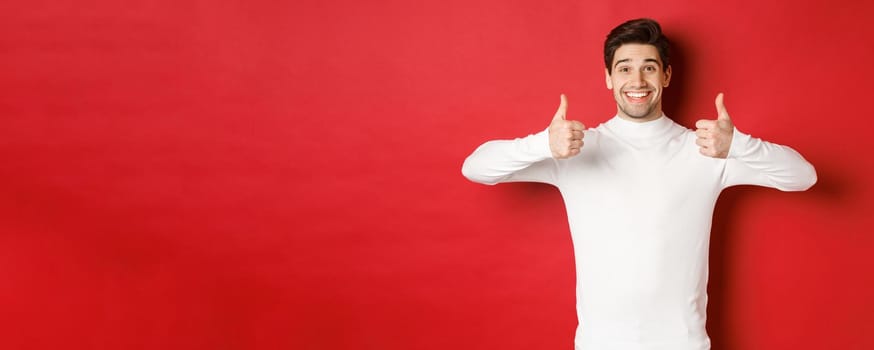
[605,43,672,122]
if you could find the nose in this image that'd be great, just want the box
[630,70,645,86]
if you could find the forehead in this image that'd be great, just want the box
[613,43,661,66]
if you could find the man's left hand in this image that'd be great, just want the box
[695,93,734,158]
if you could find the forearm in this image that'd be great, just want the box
[723,128,817,191]
[461,129,556,185]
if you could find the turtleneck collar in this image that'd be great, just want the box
[604,114,674,139]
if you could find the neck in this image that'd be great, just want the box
[616,107,664,123]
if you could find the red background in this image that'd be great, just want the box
[2,0,872,349]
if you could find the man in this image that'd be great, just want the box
[461,18,816,350]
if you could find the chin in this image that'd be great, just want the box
[621,106,655,119]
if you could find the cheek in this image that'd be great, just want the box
[610,78,623,90]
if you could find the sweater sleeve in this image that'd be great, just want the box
[721,128,817,191]
[461,129,560,186]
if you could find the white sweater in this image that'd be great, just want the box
[461,115,816,350]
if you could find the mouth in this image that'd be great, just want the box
[623,91,652,103]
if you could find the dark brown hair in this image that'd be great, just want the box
[604,18,670,74]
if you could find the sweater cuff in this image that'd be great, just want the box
[727,127,752,159]
[529,128,554,159]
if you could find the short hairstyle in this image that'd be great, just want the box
[604,18,671,74]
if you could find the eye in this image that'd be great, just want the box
[643,65,657,72]
[618,66,630,73]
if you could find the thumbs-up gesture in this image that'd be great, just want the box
[549,94,586,159]
[695,93,735,159]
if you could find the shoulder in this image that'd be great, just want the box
[665,120,697,143]
[585,121,611,139]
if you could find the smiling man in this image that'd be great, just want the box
[608,44,669,122]
[461,18,816,350]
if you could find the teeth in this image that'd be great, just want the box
[626,92,648,98]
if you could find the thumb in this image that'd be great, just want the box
[553,94,568,121]
[715,93,730,121]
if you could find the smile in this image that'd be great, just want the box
[624,91,651,98]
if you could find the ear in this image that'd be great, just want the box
[663,65,672,87]
[605,68,613,90]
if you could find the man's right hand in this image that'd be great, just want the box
[549,94,586,159]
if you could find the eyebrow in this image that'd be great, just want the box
[614,58,662,68]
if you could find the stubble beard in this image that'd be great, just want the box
[615,91,662,121]
[619,102,657,119]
